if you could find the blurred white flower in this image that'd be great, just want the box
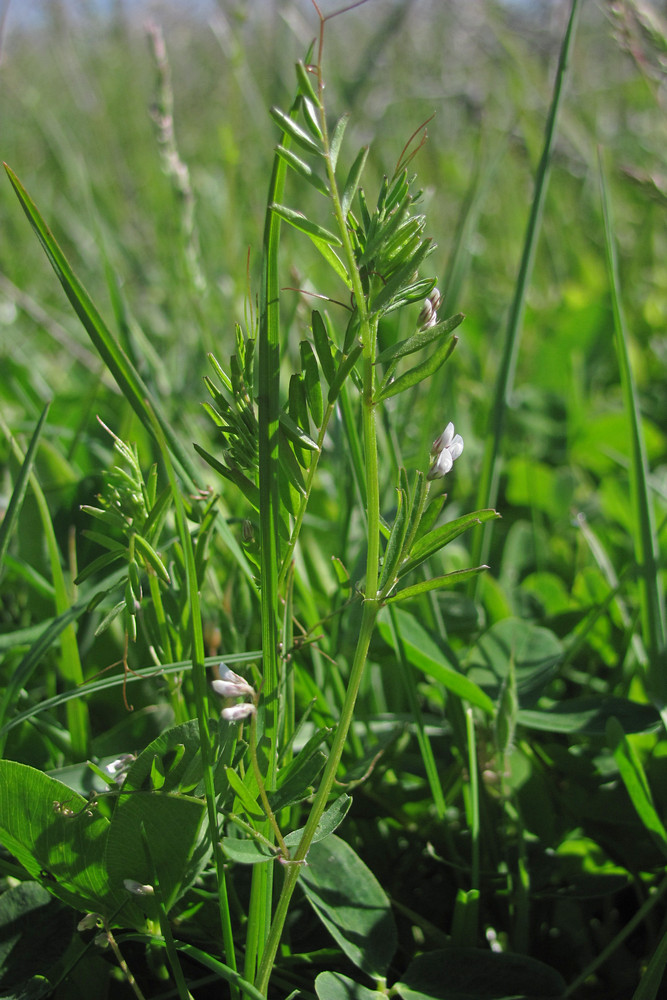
[211,663,255,699]
[105,753,136,785]
[221,702,257,722]
[123,879,154,896]
[427,422,464,480]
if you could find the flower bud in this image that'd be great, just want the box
[427,421,464,480]
[211,663,255,699]
[221,702,257,722]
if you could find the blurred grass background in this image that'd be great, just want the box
[1,0,665,672]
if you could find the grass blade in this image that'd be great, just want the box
[0,409,90,758]
[470,0,582,579]
[3,163,199,491]
[0,401,50,577]
[599,154,666,704]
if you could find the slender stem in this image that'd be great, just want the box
[250,710,289,858]
[278,399,336,589]
[254,597,379,995]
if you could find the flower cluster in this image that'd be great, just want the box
[418,287,443,330]
[427,422,464,480]
[211,663,257,721]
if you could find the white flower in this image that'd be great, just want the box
[221,702,257,722]
[123,879,154,896]
[77,913,102,932]
[418,288,443,330]
[427,422,464,480]
[211,663,255,699]
[105,753,136,784]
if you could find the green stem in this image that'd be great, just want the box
[255,49,383,997]
[250,709,289,858]
[254,597,379,995]
[278,399,336,590]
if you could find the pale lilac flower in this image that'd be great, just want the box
[221,702,257,722]
[427,422,464,480]
[77,913,101,932]
[123,879,154,896]
[418,288,443,330]
[211,663,255,699]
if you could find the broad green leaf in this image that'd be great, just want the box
[395,948,566,999]
[220,835,276,865]
[519,697,661,735]
[121,720,205,796]
[466,619,564,707]
[269,105,321,154]
[270,750,327,813]
[106,790,209,915]
[300,835,397,978]
[270,203,342,246]
[0,761,112,916]
[378,608,495,716]
[316,972,379,1000]
[607,716,667,859]
[0,883,72,992]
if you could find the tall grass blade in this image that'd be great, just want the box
[470,0,582,580]
[3,163,199,491]
[599,155,667,706]
[0,401,50,578]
